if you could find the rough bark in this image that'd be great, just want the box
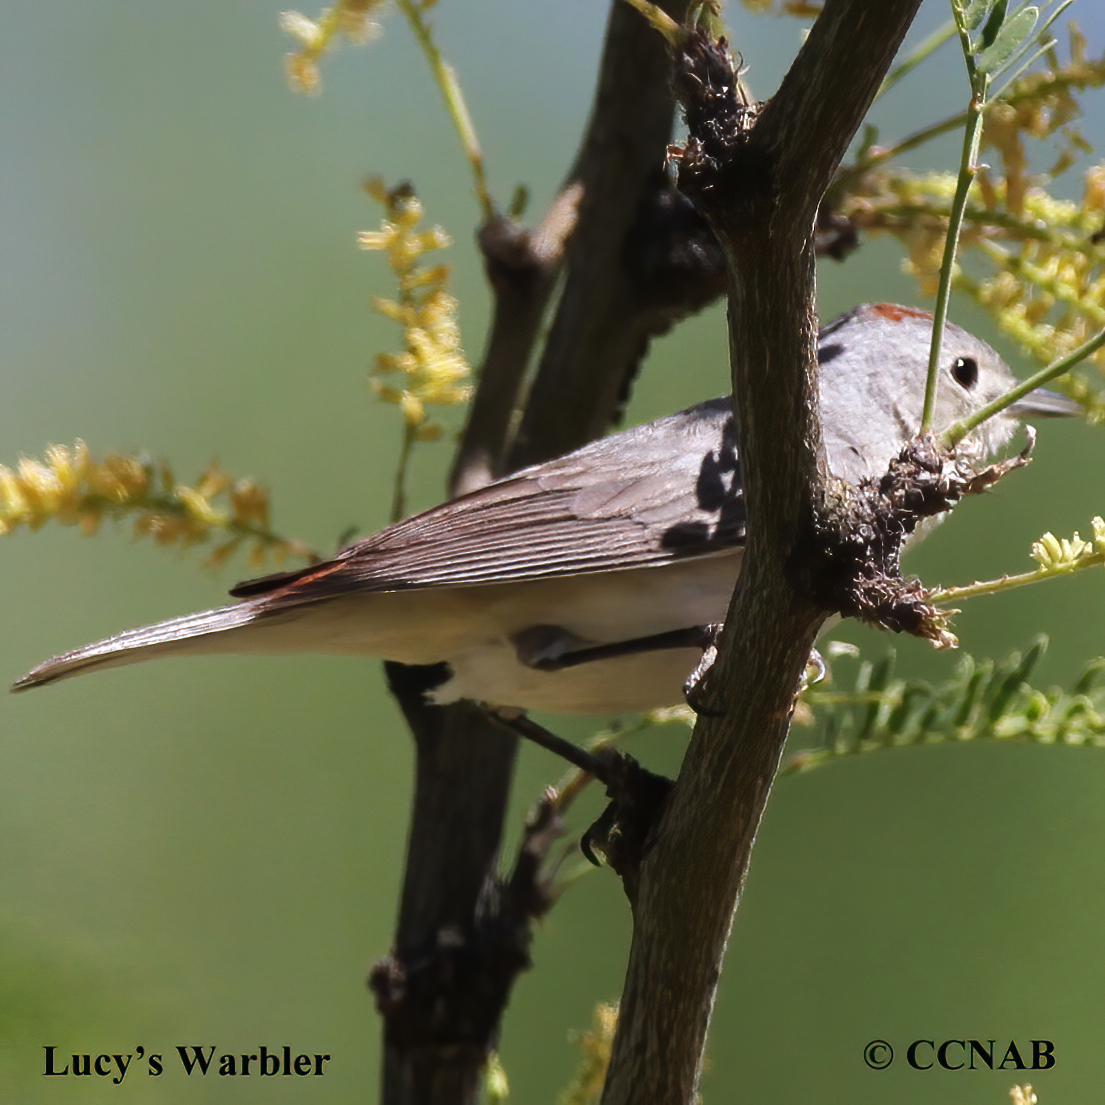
[376,2,710,1103]
[376,677,520,1105]
[506,0,704,469]
[600,3,925,1101]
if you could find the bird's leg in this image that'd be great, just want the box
[512,623,721,672]
[487,707,614,780]
[580,802,618,867]
[581,754,673,902]
[486,707,672,898]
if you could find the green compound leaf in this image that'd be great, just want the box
[959,0,1003,32]
[786,638,1105,775]
[958,0,998,33]
[980,0,1010,48]
[977,6,1039,76]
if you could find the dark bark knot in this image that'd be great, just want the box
[793,431,1035,645]
[622,178,727,316]
[672,33,769,207]
[370,795,563,1052]
[370,920,528,1053]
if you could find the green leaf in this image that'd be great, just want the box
[785,638,1105,776]
[981,0,1009,49]
[959,0,997,32]
[985,636,1045,723]
[1074,660,1105,696]
[977,6,1039,75]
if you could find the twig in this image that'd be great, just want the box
[940,325,1105,445]
[393,0,494,221]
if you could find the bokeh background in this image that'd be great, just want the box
[3,1,1105,1101]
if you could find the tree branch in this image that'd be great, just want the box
[376,671,519,1104]
[449,187,582,496]
[378,3,702,1103]
[601,3,924,1101]
[506,0,700,468]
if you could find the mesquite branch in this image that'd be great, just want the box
[601,4,925,1102]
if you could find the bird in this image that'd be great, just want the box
[11,304,1079,715]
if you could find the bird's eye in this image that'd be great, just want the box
[951,355,979,390]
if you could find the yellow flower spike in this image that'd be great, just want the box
[1031,532,1063,569]
[174,487,220,526]
[6,477,38,525]
[90,455,138,500]
[16,456,54,499]
[44,444,75,492]
[1024,297,1051,325]
[358,228,397,252]
[191,472,221,503]
[77,511,101,537]
[285,53,321,95]
[402,264,451,292]
[281,2,388,94]
[2,443,316,569]
[394,197,423,227]
[420,287,458,318]
[203,537,242,569]
[362,179,472,519]
[431,323,462,355]
[1092,517,1105,553]
[389,241,425,275]
[399,393,425,426]
[405,326,434,361]
[72,439,91,472]
[417,228,452,252]
[414,422,443,443]
[279,11,324,49]
[374,352,417,375]
[230,480,271,529]
[370,296,416,325]
[561,1002,620,1105]
[1070,535,1090,559]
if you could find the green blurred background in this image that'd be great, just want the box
[2,1,1104,1101]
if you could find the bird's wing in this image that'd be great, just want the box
[241,398,744,603]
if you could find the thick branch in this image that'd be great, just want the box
[602,2,924,1101]
[762,4,927,218]
[379,4,698,1104]
[377,669,518,1105]
[450,188,582,496]
[506,0,697,468]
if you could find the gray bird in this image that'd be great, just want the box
[12,304,1078,714]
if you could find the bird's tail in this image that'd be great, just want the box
[11,603,262,691]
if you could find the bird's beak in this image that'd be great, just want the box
[1009,387,1083,418]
